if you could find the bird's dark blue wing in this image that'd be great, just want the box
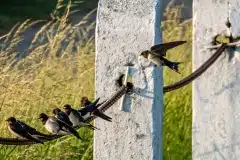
[54,117,81,139]
[78,107,89,116]
[18,121,36,133]
[93,109,112,122]
[18,121,51,139]
[150,41,186,56]
[10,122,44,144]
[11,122,26,134]
[57,112,73,126]
[79,97,100,113]
[72,109,85,122]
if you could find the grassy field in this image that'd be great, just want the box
[163,20,192,160]
[0,11,96,160]
[162,6,192,160]
[0,6,192,160]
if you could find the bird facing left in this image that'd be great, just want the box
[6,117,45,144]
[38,113,82,140]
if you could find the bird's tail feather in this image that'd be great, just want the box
[26,134,44,144]
[160,57,182,74]
[88,124,100,130]
[94,110,112,122]
[83,124,100,130]
[61,125,82,140]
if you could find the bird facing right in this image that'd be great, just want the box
[52,108,73,126]
[63,104,99,130]
[80,97,112,122]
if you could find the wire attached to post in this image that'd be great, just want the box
[163,44,227,93]
[0,43,231,145]
[0,83,134,145]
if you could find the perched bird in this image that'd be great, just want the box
[38,113,81,139]
[63,104,99,130]
[80,97,112,122]
[79,97,100,119]
[52,108,73,126]
[140,41,186,73]
[6,117,44,144]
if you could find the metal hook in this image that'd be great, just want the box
[119,65,132,112]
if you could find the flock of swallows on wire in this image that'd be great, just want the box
[6,41,188,144]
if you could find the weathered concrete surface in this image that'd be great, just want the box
[94,0,163,160]
[193,0,240,159]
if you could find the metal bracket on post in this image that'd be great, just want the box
[95,0,163,158]
[119,65,133,112]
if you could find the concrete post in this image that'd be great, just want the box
[94,0,163,160]
[193,0,240,159]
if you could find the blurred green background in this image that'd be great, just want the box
[0,0,99,33]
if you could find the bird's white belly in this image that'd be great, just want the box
[82,112,90,120]
[148,54,161,66]
[8,126,25,139]
[69,113,81,127]
[45,119,60,134]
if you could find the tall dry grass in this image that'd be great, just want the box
[0,5,96,160]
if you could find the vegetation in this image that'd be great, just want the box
[0,8,95,160]
[163,6,192,160]
[0,0,98,33]
[0,4,192,160]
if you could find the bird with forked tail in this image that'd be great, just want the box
[6,117,45,144]
[80,97,112,122]
[52,108,73,126]
[38,113,82,140]
[140,41,186,73]
[63,104,99,130]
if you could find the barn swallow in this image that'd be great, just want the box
[6,117,44,144]
[63,104,99,130]
[79,97,101,119]
[140,41,186,73]
[38,113,81,140]
[79,97,112,122]
[80,97,100,109]
[52,108,73,126]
